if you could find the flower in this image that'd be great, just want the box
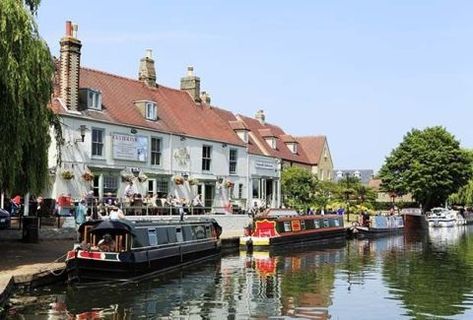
[173,175,185,185]
[224,180,235,189]
[188,177,199,186]
[82,171,94,182]
[61,170,74,180]
[121,173,134,182]
[138,174,148,183]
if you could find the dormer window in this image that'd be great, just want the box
[236,130,249,143]
[265,137,277,149]
[286,142,298,154]
[145,102,157,120]
[79,88,102,110]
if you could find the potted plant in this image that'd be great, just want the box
[224,180,235,189]
[173,175,184,185]
[82,171,94,182]
[138,174,148,183]
[121,172,134,183]
[61,169,74,180]
[188,177,199,186]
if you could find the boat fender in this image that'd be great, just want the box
[246,238,253,252]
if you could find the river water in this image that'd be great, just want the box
[5,226,473,319]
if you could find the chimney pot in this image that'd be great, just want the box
[138,49,157,87]
[65,21,72,37]
[255,109,266,125]
[181,66,201,103]
[72,24,78,38]
[145,49,153,59]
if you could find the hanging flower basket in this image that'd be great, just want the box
[224,180,235,189]
[61,170,74,180]
[173,175,185,185]
[121,173,134,183]
[82,171,94,182]
[188,177,199,186]
[138,174,148,183]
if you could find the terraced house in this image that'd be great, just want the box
[46,21,333,213]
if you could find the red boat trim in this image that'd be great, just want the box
[66,250,120,262]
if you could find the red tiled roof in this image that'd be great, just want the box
[229,120,248,130]
[280,134,297,143]
[258,128,277,138]
[53,67,245,146]
[237,114,311,164]
[207,106,265,156]
[296,136,326,165]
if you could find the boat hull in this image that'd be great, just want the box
[66,240,220,284]
[240,228,346,251]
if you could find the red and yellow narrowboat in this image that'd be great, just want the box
[240,209,346,250]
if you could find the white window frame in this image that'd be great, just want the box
[229,148,238,174]
[91,127,105,157]
[146,102,157,120]
[150,137,162,166]
[202,145,212,171]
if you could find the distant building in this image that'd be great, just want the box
[333,169,374,185]
[368,179,413,203]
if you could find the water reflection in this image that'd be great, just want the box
[6,227,473,319]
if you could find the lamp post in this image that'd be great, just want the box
[344,172,351,222]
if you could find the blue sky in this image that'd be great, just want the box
[37,0,473,172]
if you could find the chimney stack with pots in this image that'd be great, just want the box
[138,49,157,87]
[59,21,82,110]
[255,109,265,125]
[180,66,201,103]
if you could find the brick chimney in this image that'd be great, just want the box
[255,109,265,125]
[59,21,82,110]
[138,49,157,87]
[180,66,201,103]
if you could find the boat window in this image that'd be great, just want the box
[314,220,321,229]
[148,228,157,246]
[305,219,314,230]
[133,229,149,247]
[205,225,212,238]
[276,221,285,233]
[193,225,206,239]
[183,226,195,241]
[300,219,306,230]
[157,227,169,244]
[283,221,291,232]
[333,218,340,227]
[167,227,177,243]
[176,227,183,242]
[323,219,330,227]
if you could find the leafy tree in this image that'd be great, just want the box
[0,0,55,195]
[281,166,318,210]
[379,127,473,211]
[449,149,473,207]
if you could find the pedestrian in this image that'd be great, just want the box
[75,199,87,227]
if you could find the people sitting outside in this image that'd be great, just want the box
[103,192,116,207]
[9,195,22,216]
[88,204,104,221]
[98,233,116,252]
[123,181,137,202]
[109,205,125,220]
[192,194,204,215]
[362,211,370,227]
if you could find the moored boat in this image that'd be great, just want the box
[350,215,404,237]
[239,209,345,250]
[66,216,222,284]
[427,208,458,227]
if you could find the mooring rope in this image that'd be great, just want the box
[45,253,68,277]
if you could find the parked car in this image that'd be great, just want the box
[0,208,11,229]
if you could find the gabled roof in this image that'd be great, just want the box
[53,67,245,147]
[207,106,265,156]
[296,136,327,165]
[237,114,311,163]
[280,134,297,143]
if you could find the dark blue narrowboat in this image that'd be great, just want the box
[66,217,222,284]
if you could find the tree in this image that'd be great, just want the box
[449,149,473,207]
[281,166,318,211]
[379,127,473,211]
[0,0,55,195]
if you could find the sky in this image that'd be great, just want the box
[36,0,473,172]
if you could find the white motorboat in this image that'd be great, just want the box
[427,208,463,227]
